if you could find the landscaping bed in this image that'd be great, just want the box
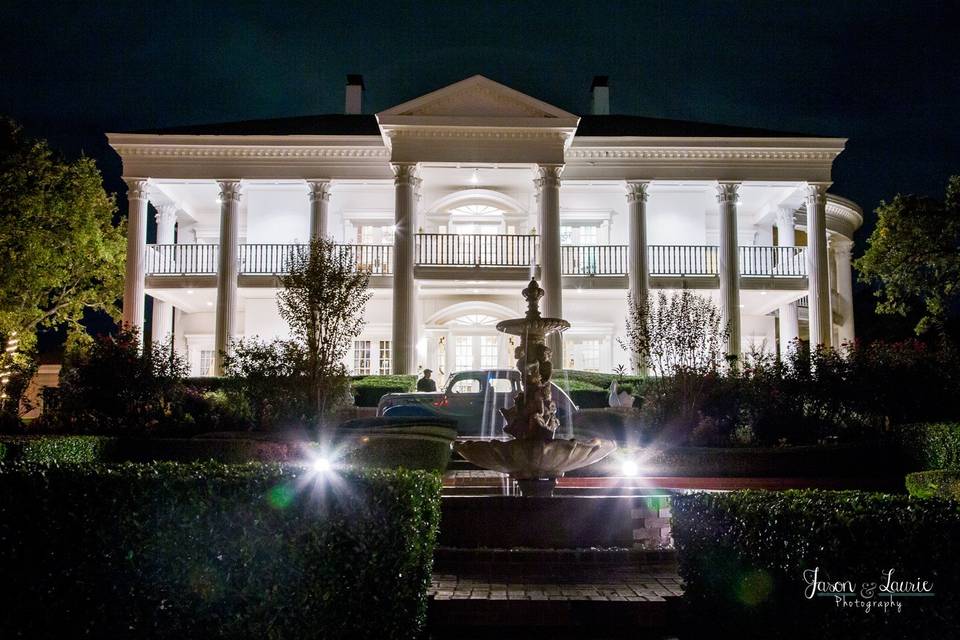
[671,490,960,638]
[0,462,441,639]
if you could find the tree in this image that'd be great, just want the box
[621,290,729,378]
[0,119,126,353]
[277,237,371,426]
[855,176,960,337]
[620,290,729,435]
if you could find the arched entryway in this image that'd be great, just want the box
[423,302,518,385]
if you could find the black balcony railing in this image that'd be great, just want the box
[415,233,537,267]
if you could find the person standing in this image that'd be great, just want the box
[417,369,437,392]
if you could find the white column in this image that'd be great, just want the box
[391,163,418,374]
[536,164,564,363]
[306,180,331,240]
[122,178,150,332]
[775,206,800,357]
[716,182,741,359]
[213,180,242,375]
[805,183,832,348]
[151,203,177,344]
[831,237,855,344]
[626,181,650,373]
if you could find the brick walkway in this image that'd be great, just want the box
[430,565,683,602]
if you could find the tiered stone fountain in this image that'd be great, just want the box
[455,278,617,496]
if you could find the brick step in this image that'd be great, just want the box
[440,495,672,549]
[428,547,682,634]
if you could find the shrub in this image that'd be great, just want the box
[900,422,960,471]
[0,462,441,639]
[0,434,115,462]
[48,328,189,434]
[351,374,416,407]
[222,337,312,430]
[672,490,960,638]
[906,470,960,500]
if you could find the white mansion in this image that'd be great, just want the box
[109,75,861,380]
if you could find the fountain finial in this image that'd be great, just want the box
[522,277,544,320]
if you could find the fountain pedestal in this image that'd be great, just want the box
[454,278,617,495]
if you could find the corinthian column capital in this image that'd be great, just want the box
[154,203,178,227]
[535,164,564,190]
[715,182,740,205]
[829,236,854,258]
[306,179,332,203]
[626,181,650,204]
[217,180,243,203]
[775,206,796,230]
[124,177,151,201]
[805,182,831,205]
[392,163,419,187]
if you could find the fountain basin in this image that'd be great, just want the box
[455,437,617,480]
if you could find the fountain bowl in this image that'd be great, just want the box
[496,317,570,337]
[454,437,617,481]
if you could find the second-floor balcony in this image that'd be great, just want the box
[145,234,807,280]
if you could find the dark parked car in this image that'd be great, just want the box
[377,369,578,437]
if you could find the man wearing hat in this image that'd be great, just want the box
[417,368,437,392]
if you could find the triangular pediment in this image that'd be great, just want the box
[378,75,577,120]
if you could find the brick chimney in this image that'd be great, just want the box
[345,74,364,114]
[590,76,609,115]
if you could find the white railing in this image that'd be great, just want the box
[145,242,806,279]
[416,233,537,267]
[146,244,219,275]
[739,246,806,277]
[146,244,392,276]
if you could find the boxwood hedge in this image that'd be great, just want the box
[672,490,960,638]
[0,435,116,463]
[906,470,960,500]
[351,374,417,407]
[0,462,441,639]
[900,422,960,471]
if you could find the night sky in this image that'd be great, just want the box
[2,0,959,341]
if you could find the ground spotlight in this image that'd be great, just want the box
[311,456,333,474]
[621,459,640,477]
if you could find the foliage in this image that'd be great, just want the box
[222,337,311,430]
[278,237,371,424]
[0,347,36,431]
[906,470,960,500]
[351,374,416,406]
[855,175,960,337]
[621,291,729,440]
[636,339,960,447]
[621,290,729,376]
[0,119,125,352]
[672,489,960,638]
[0,462,441,639]
[0,434,115,462]
[900,422,960,471]
[48,328,189,434]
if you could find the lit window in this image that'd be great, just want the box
[449,314,499,327]
[581,339,601,372]
[353,340,372,375]
[455,336,473,372]
[480,336,498,369]
[198,350,215,377]
[450,204,502,217]
[378,340,391,374]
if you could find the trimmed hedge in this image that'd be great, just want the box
[906,470,960,500]
[0,435,116,463]
[0,462,441,639]
[672,490,960,638]
[900,422,960,471]
[351,374,417,407]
